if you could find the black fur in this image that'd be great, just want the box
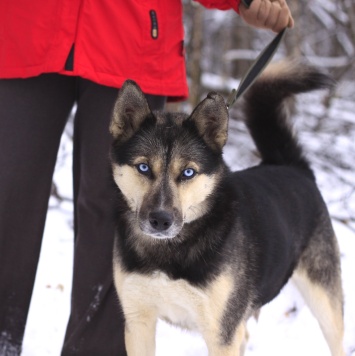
[111,63,342,350]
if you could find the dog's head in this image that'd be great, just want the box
[110,80,229,239]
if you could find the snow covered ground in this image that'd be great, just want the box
[22,94,355,355]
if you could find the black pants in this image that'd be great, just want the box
[0,74,166,355]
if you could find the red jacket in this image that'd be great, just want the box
[0,0,239,101]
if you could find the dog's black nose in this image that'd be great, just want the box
[149,211,174,231]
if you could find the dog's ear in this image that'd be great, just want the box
[110,80,151,142]
[189,92,229,152]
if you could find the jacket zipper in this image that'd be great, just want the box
[150,10,158,39]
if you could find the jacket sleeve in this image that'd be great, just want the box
[194,0,241,13]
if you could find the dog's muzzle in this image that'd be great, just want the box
[139,209,182,239]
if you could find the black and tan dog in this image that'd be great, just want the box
[109,62,344,356]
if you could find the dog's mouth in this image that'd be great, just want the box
[139,210,183,239]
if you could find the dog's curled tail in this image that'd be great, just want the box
[243,60,334,177]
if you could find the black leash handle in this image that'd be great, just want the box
[241,0,253,8]
[226,28,286,110]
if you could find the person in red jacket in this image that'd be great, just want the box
[0,0,293,355]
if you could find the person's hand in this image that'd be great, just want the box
[239,0,294,33]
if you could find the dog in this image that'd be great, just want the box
[109,61,344,356]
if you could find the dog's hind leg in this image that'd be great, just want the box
[292,268,344,356]
[291,210,345,355]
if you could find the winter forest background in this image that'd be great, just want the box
[23,0,355,355]
[180,0,355,230]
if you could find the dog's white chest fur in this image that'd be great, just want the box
[116,269,204,330]
[150,271,206,329]
[114,262,234,334]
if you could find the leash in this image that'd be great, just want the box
[226,28,287,110]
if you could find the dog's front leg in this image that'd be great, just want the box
[204,321,246,356]
[124,314,157,356]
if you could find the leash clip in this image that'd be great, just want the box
[226,89,237,110]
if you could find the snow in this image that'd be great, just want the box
[21,96,355,355]
[21,200,355,356]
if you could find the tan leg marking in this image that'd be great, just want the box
[292,269,345,356]
[205,322,246,356]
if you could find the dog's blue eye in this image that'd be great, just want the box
[182,168,196,179]
[137,163,150,174]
